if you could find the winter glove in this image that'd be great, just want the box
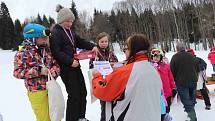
[172,88,177,98]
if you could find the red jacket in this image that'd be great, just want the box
[153,63,176,98]
[208,52,215,64]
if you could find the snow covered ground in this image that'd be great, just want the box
[0,50,214,121]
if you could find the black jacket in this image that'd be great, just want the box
[170,50,199,87]
[196,57,207,71]
[50,24,95,69]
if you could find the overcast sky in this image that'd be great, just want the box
[2,0,122,22]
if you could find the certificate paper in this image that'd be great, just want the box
[93,61,113,76]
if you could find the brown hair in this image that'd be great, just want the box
[126,34,151,59]
[96,32,110,44]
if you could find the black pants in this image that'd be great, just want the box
[100,100,106,121]
[61,68,87,121]
[200,84,211,106]
[166,96,172,113]
[161,114,165,121]
[161,97,172,121]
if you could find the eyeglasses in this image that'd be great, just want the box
[123,47,128,53]
[152,54,161,58]
[151,50,160,56]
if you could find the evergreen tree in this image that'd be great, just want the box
[0,2,15,50]
[48,16,55,28]
[1,2,9,17]
[42,14,49,27]
[0,7,3,47]
[70,0,79,30]
[70,0,78,20]
[130,7,139,33]
[116,10,123,41]
[14,19,23,50]
[90,10,113,41]
[69,0,89,40]
[36,14,43,25]
[109,10,118,42]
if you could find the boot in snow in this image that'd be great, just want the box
[187,110,197,121]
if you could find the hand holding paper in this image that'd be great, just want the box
[93,61,113,76]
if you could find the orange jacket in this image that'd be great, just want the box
[92,53,148,102]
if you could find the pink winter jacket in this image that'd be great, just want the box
[154,63,176,98]
[208,52,215,64]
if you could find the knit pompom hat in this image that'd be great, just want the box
[56,4,75,24]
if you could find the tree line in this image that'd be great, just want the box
[0,0,215,51]
[90,0,215,51]
[0,1,88,50]
[0,2,56,50]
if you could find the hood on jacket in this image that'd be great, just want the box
[187,48,195,56]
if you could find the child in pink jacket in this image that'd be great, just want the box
[151,48,176,114]
[208,47,215,73]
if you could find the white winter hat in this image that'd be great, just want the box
[56,4,75,24]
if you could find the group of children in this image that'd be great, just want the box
[12,21,213,121]
[92,32,213,121]
[91,32,175,121]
